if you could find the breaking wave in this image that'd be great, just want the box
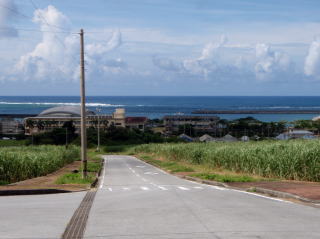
[0,102,125,107]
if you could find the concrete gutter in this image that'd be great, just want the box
[0,189,72,196]
[90,157,105,188]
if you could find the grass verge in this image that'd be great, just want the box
[137,153,272,183]
[190,173,257,183]
[139,155,194,173]
[55,148,103,185]
[56,173,94,184]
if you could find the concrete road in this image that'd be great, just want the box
[85,155,320,239]
[0,191,86,239]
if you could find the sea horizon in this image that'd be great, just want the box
[1,96,319,122]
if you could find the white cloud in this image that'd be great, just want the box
[153,36,234,80]
[15,5,73,80]
[152,37,296,82]
[198,35,227,60]
[304,38,320,77]
[86,30,122,56]
[13,5,125,81]
[152,56,183,72]
[254,43,292,80]
[0,0,18,37]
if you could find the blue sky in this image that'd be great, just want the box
[1,0,320,96]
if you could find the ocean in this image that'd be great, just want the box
[0,96,319,122]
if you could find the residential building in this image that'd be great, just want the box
[125,117,148,131]
[276,129,316,140]
[178,133,194,142]
[199,134,215,142]
[0,118,24,135]
[163,115,220,134]
[219,134,238,142]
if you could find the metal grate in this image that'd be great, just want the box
[61,190,96,239]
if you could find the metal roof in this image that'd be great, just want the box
[38,106,95,117]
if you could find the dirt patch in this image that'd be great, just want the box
[155,156,166,162]
[228,181,320,201]
[0,161,89,192]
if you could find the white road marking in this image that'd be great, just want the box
[136,166,146,168]
[99,157,107,189]
[208,185,227,191]
[178,186,190,191]
[233,189,292,204]
[108,187,113,192]
[142,178,147,182]
[194,186,203,189]
[158,186,168,190]
[141,186,150,191]
[123,187,130,191]
[144,172,159,175]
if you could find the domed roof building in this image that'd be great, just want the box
[38,106,95,117]
[24,106,148,136]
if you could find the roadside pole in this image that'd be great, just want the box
[96,108,101,152]
[80,29,87,178]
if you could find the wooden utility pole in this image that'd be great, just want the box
[80,29,87,178]
[96,108,101,152]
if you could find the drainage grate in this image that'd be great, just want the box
[61,190,97,239]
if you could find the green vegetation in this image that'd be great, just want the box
[190,173,257,183]
[55,172,94,184]
[56,148,103,185]
[80,161,102,173]
[131,140,320,181]
[176,117,286,138]
[293,119,320,131]
[0,139,27,147]
[0,145,80,183]
[104,144,136,153]
[139,155,194,173]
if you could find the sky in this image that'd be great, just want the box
[1,0,320,96]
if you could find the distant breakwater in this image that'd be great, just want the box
[192,110,320,115]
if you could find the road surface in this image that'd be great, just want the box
[84,155,320,239]
[0,191,86,239]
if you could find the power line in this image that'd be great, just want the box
[0,27,75,34]
[0,2,31,19]
[28,0,80,64]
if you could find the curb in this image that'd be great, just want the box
[137,156,320,205]
[91,157,105,188]
[182,175,320,204]
[183,175,228,188]
[251,187,320,204]
[0,189,71,196]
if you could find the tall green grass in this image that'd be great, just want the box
[0,145,80,183]
[131,140,320,181]
[0,140,27,147]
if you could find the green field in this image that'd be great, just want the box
[0,140,27,147]
[131,140,320,182]
[0,145,80,184]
